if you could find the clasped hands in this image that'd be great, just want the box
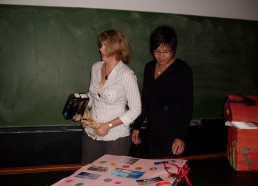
[73,108,110,139]
[81,119,110,137]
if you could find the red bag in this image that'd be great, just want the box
[224,95,258,122]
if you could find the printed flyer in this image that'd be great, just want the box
[52,154,188,186]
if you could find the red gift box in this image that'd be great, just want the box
[227,126,258,171]
[224,95,258,123]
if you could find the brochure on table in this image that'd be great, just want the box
[52,154,188,186]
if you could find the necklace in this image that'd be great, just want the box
[105,69,108,80]
[156,60,174,76]
[104,61,118,80]
[104,63,111,80]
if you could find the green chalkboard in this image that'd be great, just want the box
[0,5,258,126]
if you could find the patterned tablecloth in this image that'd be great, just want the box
[52,154,188,186]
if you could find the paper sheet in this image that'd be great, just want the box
[225,121,258,129]
[52,154,187,186]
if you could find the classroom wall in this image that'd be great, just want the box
[0,0,256,167]
[2,0,258,21]
[0,4,258,127]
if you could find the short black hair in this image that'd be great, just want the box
[149,25,177,55]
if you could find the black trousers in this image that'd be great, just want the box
[81,130,131,164]
[147,134,175,158]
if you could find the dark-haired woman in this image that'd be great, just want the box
[132,25,193,158]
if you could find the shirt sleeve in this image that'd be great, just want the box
[176,65,193,140]
[132,93,147,130]
[119,70,142,126]
[133,65,148,130]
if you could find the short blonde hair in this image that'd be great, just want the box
[97,29,131,64]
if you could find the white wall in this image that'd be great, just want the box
[1,0,258,21]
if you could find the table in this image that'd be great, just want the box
[184,156,258,186]
[1,153,258,186]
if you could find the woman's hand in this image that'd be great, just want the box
[95,123,110,136]
[172,138,185,155]
[132,130,141,145]
[72,107,90,122]
[72,114,83,122]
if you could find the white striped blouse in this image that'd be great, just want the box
[85,61,142,141]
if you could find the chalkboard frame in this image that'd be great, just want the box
[0,5,258,126]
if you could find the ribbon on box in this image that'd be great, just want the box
[224,95,258,123]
